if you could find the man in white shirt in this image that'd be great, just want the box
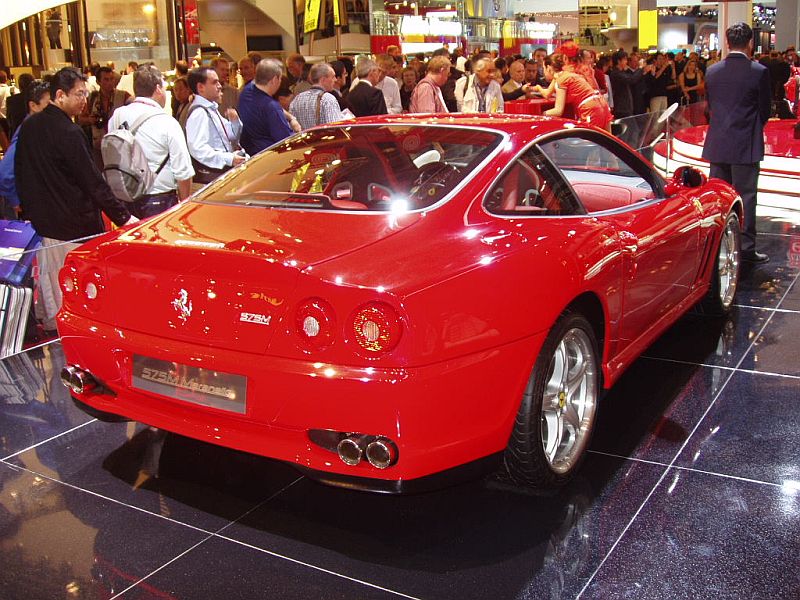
[456,57,504,113]
[0,70,16,119]
[375,54,403,114]
[107,65,195,217]
[116,61,138,96]
[185,67,244,183]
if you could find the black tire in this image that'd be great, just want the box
[503,311,600,489]
[701,212,741,316]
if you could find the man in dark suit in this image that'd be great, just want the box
[348,59,387,117]
[703,22,772,263]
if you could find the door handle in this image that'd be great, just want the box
[619,231,639,254]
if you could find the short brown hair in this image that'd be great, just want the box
[134,65,163,97]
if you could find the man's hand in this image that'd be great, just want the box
[232,153,246,166]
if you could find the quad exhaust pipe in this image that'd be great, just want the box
[336,434,398,469]
[60,365,97,395]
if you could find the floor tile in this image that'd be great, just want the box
[590,360,727,464]
[0,344,93,460]
[219,454,664,600]
[674,371,800,485]
[7,421,302,533]
[581,468,800,599]
[119,536,403,600]
[734,234,799,309]
[778,278,800,311]
[642,307,767,369]
[0,461,208,599]
[742,310,800,376]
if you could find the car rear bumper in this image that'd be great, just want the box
[58,310,544,489]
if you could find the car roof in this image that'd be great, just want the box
[347,113,583,137]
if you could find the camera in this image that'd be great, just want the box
[94,115,106,130]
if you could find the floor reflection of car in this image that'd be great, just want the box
[57,114,743,494]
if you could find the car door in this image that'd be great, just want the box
[537,132,702,351]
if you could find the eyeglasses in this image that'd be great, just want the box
[70,90,90,99]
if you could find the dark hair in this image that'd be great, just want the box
[329,60,347,79]
[597,56,611,69]
[133,65,163,97]
[494,57,506,70]
[25,79,50,109]
[128,61,139,69]
[274,77,293,99]
[175,60,189,76]
[543,53,566,72]
[188,67,214,94]
[17,73,35,93]
[611,50,628,67]
[96,66,114,79]
[173,76,189,91]
[726,22,753,50]
[49,67,87,98]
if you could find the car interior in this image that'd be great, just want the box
[209,126,501,212]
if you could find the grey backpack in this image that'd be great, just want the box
[101,111,168,202]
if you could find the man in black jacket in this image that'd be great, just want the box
[348,59,387,117]
[15,67,136,330]
[5,73,34,136]
[703,22,772,263]
[609,50,649,119]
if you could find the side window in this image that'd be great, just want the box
[538,135,663,214]
[484,147,584,217]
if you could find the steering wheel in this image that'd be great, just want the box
[409,162,461,207]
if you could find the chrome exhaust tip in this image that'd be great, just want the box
[365,437,398,469]
[337,435,367,466]
[61,365,97,395]
[60,366,78,391]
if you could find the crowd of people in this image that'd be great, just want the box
[0,30,797,331]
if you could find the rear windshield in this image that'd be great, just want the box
[196,124,502,212]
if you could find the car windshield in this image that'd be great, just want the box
[196,124,503,212]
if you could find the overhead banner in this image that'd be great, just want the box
[333,0,348,27]
[304,0,323,33]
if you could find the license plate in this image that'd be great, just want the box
[132,355,247,414]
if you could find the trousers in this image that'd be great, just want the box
[130,190,179,219]
[709,162,760,253]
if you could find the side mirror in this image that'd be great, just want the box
[672,166,707,188]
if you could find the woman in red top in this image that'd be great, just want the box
[533,53,612,132]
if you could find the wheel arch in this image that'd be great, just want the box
[563,292,607,388]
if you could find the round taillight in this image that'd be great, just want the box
[295,298,336,350]
[60,267,77,294]
[350,302,402,355]
[85,282,98,300]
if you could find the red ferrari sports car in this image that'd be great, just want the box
[58,114,742,493]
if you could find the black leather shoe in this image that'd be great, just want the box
[742,251,769,264]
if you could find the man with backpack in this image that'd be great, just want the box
[15,67,137,332]
[106,65,194,218]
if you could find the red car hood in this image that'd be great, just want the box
[92,202,422,354]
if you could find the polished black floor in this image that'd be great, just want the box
[2,210,800,599]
